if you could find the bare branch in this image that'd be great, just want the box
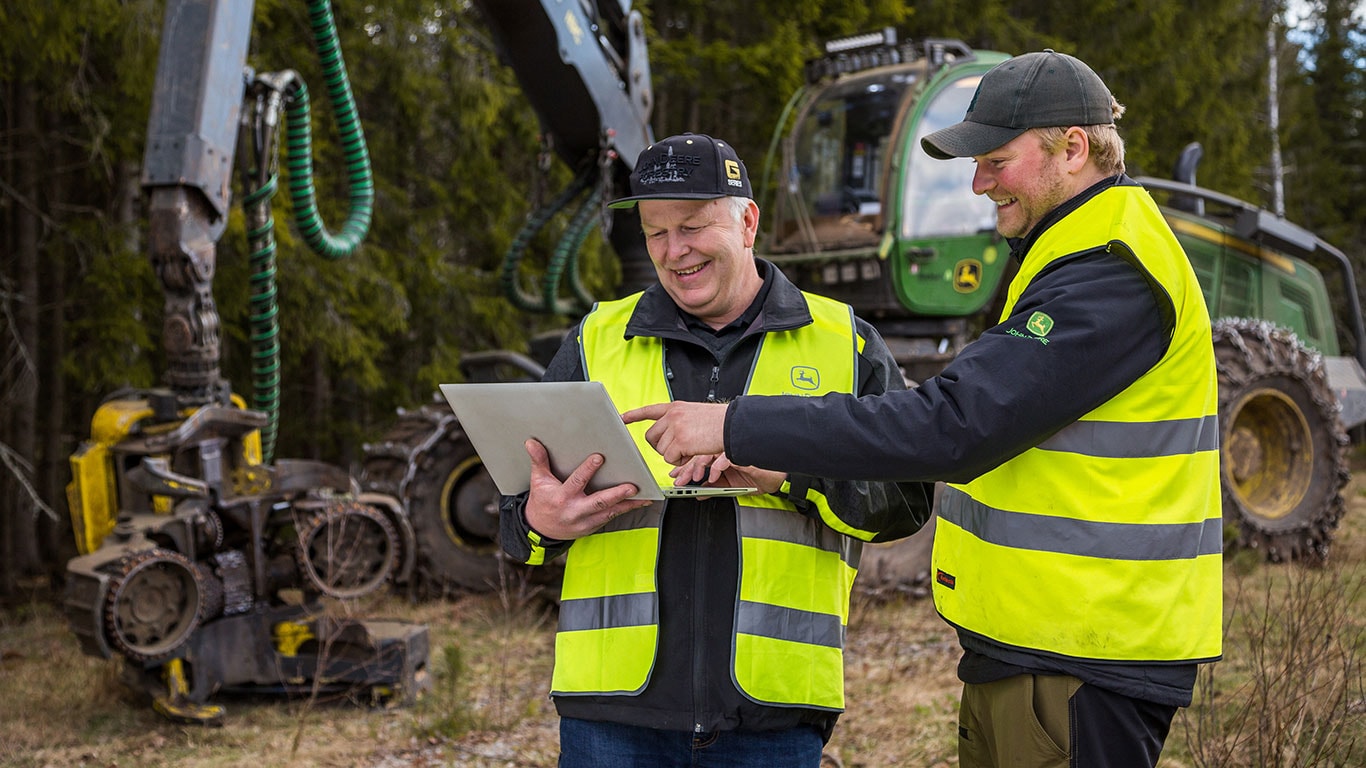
[0,440,60,523]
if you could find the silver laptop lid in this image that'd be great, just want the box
[438,381,755,501]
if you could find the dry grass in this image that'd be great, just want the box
[1167,468,1366,768]
[823,595,961,767]
[2,479,1364,767]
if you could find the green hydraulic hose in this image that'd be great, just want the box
[242,171,283,461]
[240,0,374,461]
[543,184,603,316]
[284,0,374,258]
[501,166,597,313]
[758,84,808,217]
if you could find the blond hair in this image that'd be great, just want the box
[1034,100,1127,175]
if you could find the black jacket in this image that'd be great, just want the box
[500,259,933,737]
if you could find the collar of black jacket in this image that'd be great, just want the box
[624,259,817,340]
[1009,174,1131,264]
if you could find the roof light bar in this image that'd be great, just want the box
[824,28,897,54]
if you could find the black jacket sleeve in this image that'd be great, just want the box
[781,317,933,542]
[725,251,1173,484]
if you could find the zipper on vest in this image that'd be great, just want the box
[705,365,720,402]
[692,505,711,733]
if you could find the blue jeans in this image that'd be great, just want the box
[558,717,825,768]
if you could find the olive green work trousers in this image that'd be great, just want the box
[957,673,1178,768]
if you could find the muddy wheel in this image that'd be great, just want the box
[1213,318,1349,563]
[104,548,204,663]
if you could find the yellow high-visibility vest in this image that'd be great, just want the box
[935,184,1223,663]
[552,290,867,709]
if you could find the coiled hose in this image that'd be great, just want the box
[239,0,373,462]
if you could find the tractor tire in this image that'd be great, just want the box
[363,405,557,595]
[1212,318,1350,563]
[402,423,504,593]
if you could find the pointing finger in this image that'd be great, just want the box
[621,403,671,424]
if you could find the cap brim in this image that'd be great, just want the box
[921,121,1027,160]
[607,192,729,209]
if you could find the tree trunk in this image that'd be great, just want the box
[15,86,43,573]
[38,112,76,587]
[0,76,13,600]
[3,81,44,594]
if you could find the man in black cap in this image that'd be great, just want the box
[624,54,1223,768]
[498,132,932,767]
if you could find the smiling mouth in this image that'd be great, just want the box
[994,197,1016,208]
[675,263,706,276]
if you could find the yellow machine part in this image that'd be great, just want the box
[273,620,316,657]
[65,394,265,555]
[67,399,154,555]
[66,442,119,556]
[152,658,225,725]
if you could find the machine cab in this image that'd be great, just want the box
[761,36,1010,327]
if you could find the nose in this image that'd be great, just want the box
[660,231,690,260]
[971,165,993,196]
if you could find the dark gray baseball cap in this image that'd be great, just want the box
[608,133,752,208]
[921,50,1115,160]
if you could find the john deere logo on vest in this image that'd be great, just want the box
[791,366,820,391]
[1026,311,1054,337]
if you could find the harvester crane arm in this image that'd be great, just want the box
[358,1,662,593]
[471,0,656,304]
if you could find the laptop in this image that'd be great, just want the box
[438,381,759,501]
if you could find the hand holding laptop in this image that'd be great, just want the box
[523,438,653,540]
[440,382,756,503]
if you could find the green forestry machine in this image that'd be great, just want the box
[755,30,1364,564]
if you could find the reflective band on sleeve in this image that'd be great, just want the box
[1037,415,1220,458]
[526,530,547,566]
[938,490,1224,561]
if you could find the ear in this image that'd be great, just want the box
[742,199,760,248]
[1062,127,1090,172]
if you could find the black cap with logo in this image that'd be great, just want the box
[921,50,1116,160]
[608,133,753,208]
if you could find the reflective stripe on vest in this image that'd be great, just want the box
[553,512,664,694]
[934,184,1223,663]
[551,290,860,709]
[733,492,859,709]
